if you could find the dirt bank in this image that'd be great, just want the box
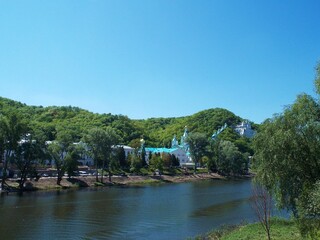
[4,173,229,191]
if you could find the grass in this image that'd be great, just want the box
[192,218,304,240]
[163,168,184,175]
[94,182,106,187]
[196,168,209,174]
[126,178,162,185]
[220,218,301,240]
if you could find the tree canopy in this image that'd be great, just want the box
[253,64,320,238]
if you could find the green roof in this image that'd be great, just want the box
[145,147,178,153]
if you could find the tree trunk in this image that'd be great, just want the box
[57,175,62,185]
[95,161,98,182]
[267,227,271,240]
[1,160,8,190]
[108,169,112,182]
[1,151,11,190]
[101,159,105,183]
[18,166,27,190]
[57,169,63,185]
[18,176,25,190]
[251,184,272,240]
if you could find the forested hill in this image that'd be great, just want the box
[0,97,256,151]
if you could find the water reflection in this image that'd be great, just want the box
[191,197,249,218]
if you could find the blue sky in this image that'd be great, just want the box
[0,0,320,123]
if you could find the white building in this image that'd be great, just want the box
[234,121,256,138]
[144,126,194,167]
[145,147,191,166]
[114,145,135,158]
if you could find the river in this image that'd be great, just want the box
[0,179,260,239]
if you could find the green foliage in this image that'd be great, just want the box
[171,154,180,167]
[234,137,253,155]
[205,218,302,240]
[0,96,256,183]
[186,108,241,137]
[186,132,209,172]
[149,154,164,173]
[216,140,248,175]
[315,62,320,95]
[47,140,69,185]
[253,94,320,215]
[83,127,120,182]
[64,150,80,179]
[0,111,28,188]
[141,146,147,167]
[162,153,172,168]
[15,135,45,189]
[253,66,320,238]
[218,127,240,142]
[297,180,320,239]
[192,219,304,240]
[113,147,127,169]
[206,156,217,172]
[128,153,143,173]
[109,157,121,172]
[209,138,246,175]
[0,97,254,151]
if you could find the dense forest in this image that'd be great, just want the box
[0,96,256,153]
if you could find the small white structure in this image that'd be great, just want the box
[234,121,256,138]
[113,145,135,157]
[73,141,93,166]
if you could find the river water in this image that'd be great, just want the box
[0,179,259,239]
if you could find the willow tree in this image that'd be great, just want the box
[253,64,320,238]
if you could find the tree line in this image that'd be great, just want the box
[0,97,255,153]
[186,132,251,175]
[0,107,253,191]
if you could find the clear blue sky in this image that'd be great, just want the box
[1,0,320,123]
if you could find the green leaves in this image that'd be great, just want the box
[315,63,320,95]
[83,127,120,182]
[186,132,209,172]
[0,96,254,151]
[253,66,320,237]
[215,140,247,175]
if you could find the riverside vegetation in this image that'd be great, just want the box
[0,96,254,192]
[192,218,302,240]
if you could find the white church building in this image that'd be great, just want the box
[145,126,194,167]
[234,121,256,138]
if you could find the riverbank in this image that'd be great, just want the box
[3,172,236,192]
[193,218,303,240]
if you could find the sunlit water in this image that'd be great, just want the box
[0,179,277,239]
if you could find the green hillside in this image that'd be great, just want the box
[0,97,256,152]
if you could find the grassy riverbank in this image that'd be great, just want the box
[3,172,227,191]
[193,218,304,240]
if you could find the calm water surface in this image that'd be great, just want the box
[0,179,259,239]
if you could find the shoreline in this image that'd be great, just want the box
[2,173,252,193]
